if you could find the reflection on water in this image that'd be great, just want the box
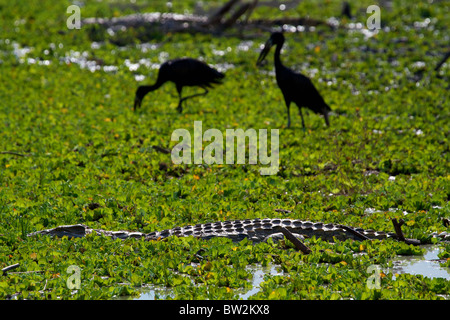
[389,245,450,280]
[126,264,281,300]
[131,284,175,300]
[123,245,449,300]
[238,264,282,300]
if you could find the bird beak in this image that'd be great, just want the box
[256,39,273,66]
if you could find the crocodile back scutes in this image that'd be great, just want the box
[144,218,398,243]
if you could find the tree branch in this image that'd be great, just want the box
[275,226,311,254]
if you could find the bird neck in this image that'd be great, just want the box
[139,79,165,97]
[274,42,284,69]
[142,83,160,93]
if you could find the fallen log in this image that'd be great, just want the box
[81,0,336,38]
[1,263,20,275]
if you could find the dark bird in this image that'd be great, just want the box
[134,58,225,112]
[256,32,331,129]
[341,2,352,19]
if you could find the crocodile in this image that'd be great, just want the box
[27,218,442,245]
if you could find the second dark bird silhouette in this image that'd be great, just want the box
[134,58,225,112]
[257,32,331,129]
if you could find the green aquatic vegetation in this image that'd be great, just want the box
[0,0,449,299]
[437,243,450,268]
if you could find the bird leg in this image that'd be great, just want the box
[176,100,183,113]
[177,88,209,113]
[285,101,291,128]
[176,86,183,113]
[323,112,330,127]
[299,107,306,131]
